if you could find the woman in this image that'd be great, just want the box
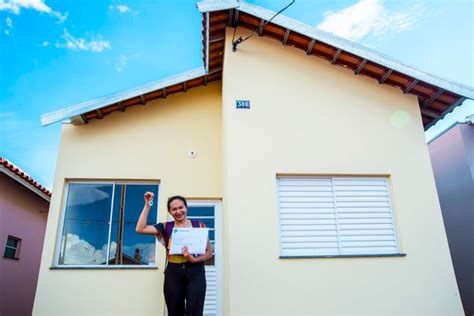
[136,193,212,316]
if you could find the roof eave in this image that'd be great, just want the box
[199,1,474,100]
[0,166,51,202]
[41,67,207,127]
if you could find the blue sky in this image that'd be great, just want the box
[1,0,473,190]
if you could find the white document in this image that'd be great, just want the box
[169,227,209,255]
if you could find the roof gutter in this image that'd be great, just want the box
[197,0,238,12]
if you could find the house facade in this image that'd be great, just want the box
[428,117,474,316]
[0,158,51,316]
[34,1,473,315]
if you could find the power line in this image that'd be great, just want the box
[232,0,295,52]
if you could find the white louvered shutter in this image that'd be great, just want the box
[278,178,339,256]
[278,177,399,257]
[203,266,217,315]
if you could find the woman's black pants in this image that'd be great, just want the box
[164,262,207,316]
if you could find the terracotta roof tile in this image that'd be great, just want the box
[0,157,52,198]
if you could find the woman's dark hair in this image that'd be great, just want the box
[167,195,188,212]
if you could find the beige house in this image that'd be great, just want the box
[34,1,473,315]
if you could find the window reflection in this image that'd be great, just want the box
[109,184,158,265]
[59,182,158,266]
[59,184,112,265]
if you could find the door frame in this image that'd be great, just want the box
[167,199,222,316]
[188,200,222,316]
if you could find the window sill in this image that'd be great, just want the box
[279,253,407,259]
[3,256,20,260]
[50,265,159,270]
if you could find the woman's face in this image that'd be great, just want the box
[169,199,187,222]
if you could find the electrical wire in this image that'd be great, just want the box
[232,0,296,51]
[232,15,237,44]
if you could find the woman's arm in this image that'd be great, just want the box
[135,191,160,236]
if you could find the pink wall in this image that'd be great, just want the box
[428,123,474,316]
[0,174,49,316]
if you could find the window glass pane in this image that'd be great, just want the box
[198,218,214,229]
[4,247,16,258]
[109,184,158,265]
[187,206,215,217]
[7,237,18,248]
[208,230,215,241]
[59,183,113,265]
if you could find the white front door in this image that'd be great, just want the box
[187,201,222,316]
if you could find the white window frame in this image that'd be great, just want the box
[277,176,403,258]
[53,180,160,268]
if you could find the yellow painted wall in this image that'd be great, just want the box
[33,82,222,315]
[34,25,463,315]
[221,28,463,315]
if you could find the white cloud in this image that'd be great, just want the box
[61,235,155,265]
[61,234,112,265]
[67,185,111,206]
[109,4,138,14]
[41,40,49,46]
[317,0,426,42]
[52,10,68,24]
[57,28,111,53]
[0,0,67,23]
[117,5,129,13]
[0,0,50,14]
[116,54,127,72]
[5,16,12,27]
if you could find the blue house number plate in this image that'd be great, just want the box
[236,100,250,109]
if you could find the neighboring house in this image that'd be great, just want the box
[33,1,474,315]
[0,158,51,316]
[428,116,474,316]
